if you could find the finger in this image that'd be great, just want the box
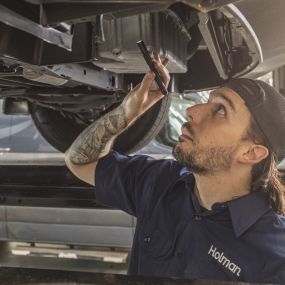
[155,60,169,73]
[162,57,169,67]
[155,62,170,86]
[153,52,161,64]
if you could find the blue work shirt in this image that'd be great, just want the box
[95,151,285,284]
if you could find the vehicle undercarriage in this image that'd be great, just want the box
[0,0,261,152]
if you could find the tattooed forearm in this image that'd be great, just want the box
[67,105,128,165]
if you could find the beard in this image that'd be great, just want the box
[173,142,237,175]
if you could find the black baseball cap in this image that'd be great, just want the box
[224,78,285,159]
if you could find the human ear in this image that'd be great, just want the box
[238,144,269,165]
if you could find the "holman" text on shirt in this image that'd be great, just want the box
[208,245,241,277]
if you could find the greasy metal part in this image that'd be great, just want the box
[0,0,258,94]
[181,0,241,12]
[42,2,116,25]
[26,0,240,13]
[31,100,115,113]
[94,11,189,73]
[162,10,192,42]
[0,87,119,113]
[23,68,68,86]
[41,2,168,25]
[273,65,285,95]
[99,15,105,43]
[0,76,51,88]
[0,87,117,99]
[47,64,125,91]
[198,12,228,79]
[222,4,262,78]
[92,15,106,45]
[197,3,262,80]
[0,22,92,66]
[39,3,48,26]
[40,22,93,66]
[0,4,73,50]
[26,0,168,2]
[0,23,42,66]
[24,1,239,26]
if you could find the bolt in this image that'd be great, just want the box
[112,48,121,56]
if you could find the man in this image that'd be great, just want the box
[65,54,285,283]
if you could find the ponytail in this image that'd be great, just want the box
[247,116,285,214]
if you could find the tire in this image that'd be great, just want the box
[30,95,172,154]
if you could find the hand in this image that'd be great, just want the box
[148,53,170,92]
[123,53,170,123]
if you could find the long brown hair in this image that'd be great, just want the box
[247,116,285,215]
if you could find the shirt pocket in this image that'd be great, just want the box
[139,222,173,258]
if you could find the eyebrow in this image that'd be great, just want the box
[210,92,236,113]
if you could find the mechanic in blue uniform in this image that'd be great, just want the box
[65,54,285,284]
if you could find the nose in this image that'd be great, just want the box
[186,103,208,124]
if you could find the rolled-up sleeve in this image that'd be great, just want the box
[95,151,183,217]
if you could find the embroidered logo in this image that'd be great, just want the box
[208,245,241,277]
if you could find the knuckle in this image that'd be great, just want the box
[155,61,162,67]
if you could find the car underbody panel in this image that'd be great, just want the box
[0,0,260,96]
[0,0,275,152]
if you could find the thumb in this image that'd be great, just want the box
[139,71,155,93]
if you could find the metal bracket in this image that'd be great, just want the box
[198,12,228,79]
[183,0,241,13]
[0,4,73,51]
[47,64,125,91]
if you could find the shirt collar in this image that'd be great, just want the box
[181,173,271,238]
[228,192,271,238]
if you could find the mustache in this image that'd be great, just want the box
[181,122,195,139]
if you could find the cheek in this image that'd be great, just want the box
[199,129,240,147]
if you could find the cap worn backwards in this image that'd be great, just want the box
[225,78,285,160]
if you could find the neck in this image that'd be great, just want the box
[193,166,252,210]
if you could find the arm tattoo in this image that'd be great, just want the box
[68,105,128,165]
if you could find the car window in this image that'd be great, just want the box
[156,92,208,148]
[0,99,61,165]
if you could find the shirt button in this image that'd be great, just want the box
[194,215,202,221]
[144,236,151,243]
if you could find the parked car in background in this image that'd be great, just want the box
[0,100,58,153]
[0,92,205,252]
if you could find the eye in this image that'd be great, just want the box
[213,104,226,116]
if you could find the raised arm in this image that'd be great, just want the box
[65,55,170,186]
